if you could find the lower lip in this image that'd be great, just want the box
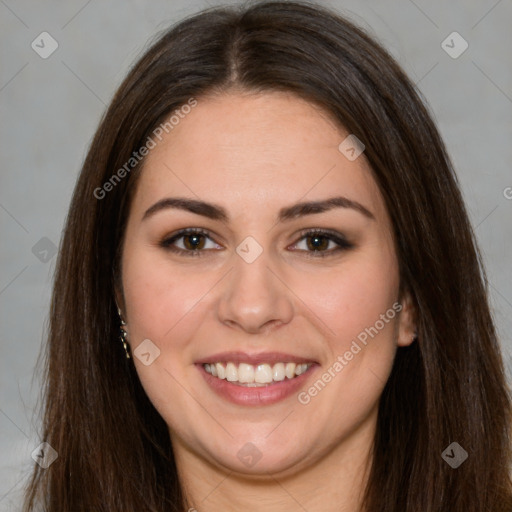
[197,364,318,406]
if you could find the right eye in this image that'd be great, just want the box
[159,228,223,257]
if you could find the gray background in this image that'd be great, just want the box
[1,0,511,508]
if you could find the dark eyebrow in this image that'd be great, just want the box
[278,196,374,221]
[142,196,375,223]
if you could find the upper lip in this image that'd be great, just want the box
[195,351,318,366]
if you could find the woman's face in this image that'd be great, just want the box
[119,90,416,476]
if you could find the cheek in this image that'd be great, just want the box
[295,252,400,352]
[121,247,212,434]
[121,245,223,409]
[122,244,207,347]
[292,256,400,440]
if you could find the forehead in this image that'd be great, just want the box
[131,91,387,223]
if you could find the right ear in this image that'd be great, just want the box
[112,262,125,313]
[114,287,125,313]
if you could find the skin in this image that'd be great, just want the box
[117,90,417,511]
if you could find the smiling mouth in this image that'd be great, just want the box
[203,361,314,386]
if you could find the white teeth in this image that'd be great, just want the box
[272,362,285,382]
[295,363,309,376]
[226,362,237,382]
[254,364,273,383]
[216,362,225,379]
[238,363,254,383]
[285,363,296,379]
[203,361,312,385]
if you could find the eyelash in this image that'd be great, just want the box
[159,228,354,258]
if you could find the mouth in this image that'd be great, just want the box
[195,352,318,406]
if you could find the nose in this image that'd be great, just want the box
[216,245,294,335]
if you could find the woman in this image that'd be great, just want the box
[23,1,512,511]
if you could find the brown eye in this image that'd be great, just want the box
[291,229,354,258]
[160,228,221,257]
[305,234,330,252]
[182,233,206,250]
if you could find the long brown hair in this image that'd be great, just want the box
[23,1,512,510]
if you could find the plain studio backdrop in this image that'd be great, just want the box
[0,0,511,509]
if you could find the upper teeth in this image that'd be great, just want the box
[204,362,312,385]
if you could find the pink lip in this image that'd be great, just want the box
[196,362,319,406]
[194,351,317,366]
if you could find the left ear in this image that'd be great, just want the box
[396,289,417,347]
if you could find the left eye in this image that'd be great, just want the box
[290,229,354,257]
[160,228,353,258]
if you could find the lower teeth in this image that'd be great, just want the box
[233,382,273,387]
[222,375,299,387]
[232,381,283,387]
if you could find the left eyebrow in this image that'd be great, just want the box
[142,195,375,223]
[278,196,375,221]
